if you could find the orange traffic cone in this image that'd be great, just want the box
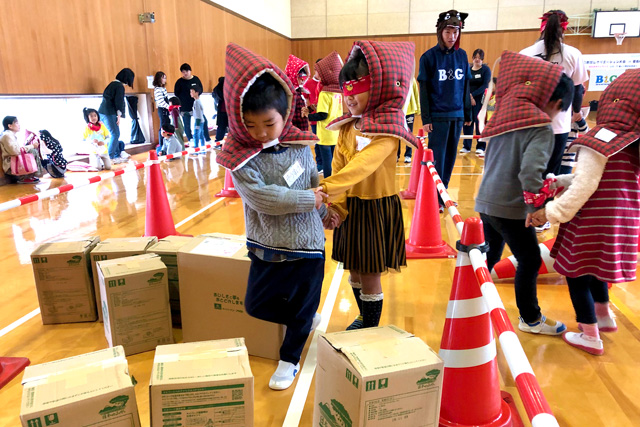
[0,356,30,389]
[144,151,189,239]
[491,238,556,280]
[406,148,456,258]
[400,129,425,199]
[215,169,240,198]
[439,217,521,427]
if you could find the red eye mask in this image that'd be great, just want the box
[342,75,371,97]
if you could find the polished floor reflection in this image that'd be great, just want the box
[1,146,639,426]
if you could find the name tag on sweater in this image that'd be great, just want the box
[594,127,617,142]
[356,135,371,151]
[475,74,481,78]
[283,161,304,187]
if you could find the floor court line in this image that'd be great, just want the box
[175,197,226,229]
[283,262,345,426]
[0,308,40,339]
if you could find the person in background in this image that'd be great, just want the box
[212,77,228,147]
[38,130,68,178]
[153,71,170,153]
[1,116,41,184]
[560,93,589,175]
[418,10,472,212]
[217,43,325,391]
[168,97,186,149]
[304,59,323,173]
[460,48,490,157]
[191,85,206,153]
[174,63,209,144]
[285,54,311,132]
[159,123,182,158]
[399,78,420,163]
[304,51,343,177]
[98,68,134,163]
[83,107,111,171]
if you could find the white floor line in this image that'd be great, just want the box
[0,308,40,338]
[283,263,345,427]
[175,197,226,229]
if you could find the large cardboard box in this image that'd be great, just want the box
[90,237,158,321]
[150,338,254,427]
[20,346,141,427]
[97,253,174,355]
[31,236,101,324]
[178,234,284,360]
[313,325,444,427]
[146,235,194,326]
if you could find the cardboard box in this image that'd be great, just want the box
[178,234,284,360]
[150,338,254,427]
[90,237,158,321]
[146,235,194,326]
[313,325,444,427]
[31,236,101,324]
[97,253,174,355]
[20,346,141,427]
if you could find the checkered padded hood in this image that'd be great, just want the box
[481,51,564,139]
[285,54,310,88]
[216,43,318,171]
[326,40,419,148]
[571,68,640,157]
[316,51,343,93]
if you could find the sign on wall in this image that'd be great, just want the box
[583,53,640,91]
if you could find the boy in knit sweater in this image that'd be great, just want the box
[217,43,326,391]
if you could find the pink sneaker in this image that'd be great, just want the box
[578,315,617,333]
[563,331,604,356]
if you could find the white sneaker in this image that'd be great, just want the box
[563,332,604,355]
[476,149,485,158]
[269,361,300,390]
[310,313,321,333]
[120,151,131,159]
[535,221,551,233]
[459,148,470,154]
[518,315,566,335]
[404,156,412,164]
[111,156,125,164]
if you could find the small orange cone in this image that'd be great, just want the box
[406,148,456,258]
[439,217,521,427]
[491,238,556,280]
[400,129,425,199]
[144,151,189,239]
[215,169,240,198]
[0,357,30,389]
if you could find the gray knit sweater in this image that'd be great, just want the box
[475,126,554,220]
[231,144,327,259]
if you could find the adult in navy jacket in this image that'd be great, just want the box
[418,10,472,210]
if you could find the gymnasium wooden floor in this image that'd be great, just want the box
[1,143,639,426]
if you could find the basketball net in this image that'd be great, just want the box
[614,33,626,46]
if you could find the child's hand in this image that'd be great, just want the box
[314,188,328,209]
[471,97,476,106]
[526,209,547,228]
[323,208,342,230]
[423,124,433,133]
[301,107,309,117]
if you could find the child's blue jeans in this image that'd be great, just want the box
[193,124,205,148]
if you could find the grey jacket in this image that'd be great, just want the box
[475,126,554,220]
[231,144,327,259]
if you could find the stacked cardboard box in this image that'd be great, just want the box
[146,235,194,326]
[97,253,173,355]
[31,236,100,324]
[90,237,158,321]
[150,338,254,426]
[178,234,284,360]
[20,346,140,427]
[314,325,444,426]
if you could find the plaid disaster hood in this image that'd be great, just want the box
[481,51,564,139]
[327,40,419,148]
[570,68,640,157]
[316,51,343,93]
[216,43,318,171]
[285,54,310,88]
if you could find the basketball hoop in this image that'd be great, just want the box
[614,33,626,45]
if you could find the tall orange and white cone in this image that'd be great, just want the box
[439,217,520,427]
[490,238,556,280]
[215,169,240,198]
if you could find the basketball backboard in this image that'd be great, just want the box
[592,10,640,39]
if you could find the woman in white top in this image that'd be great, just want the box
[153,71,170,152]
[520,10,589,177]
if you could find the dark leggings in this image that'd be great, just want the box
[566,275,609,324]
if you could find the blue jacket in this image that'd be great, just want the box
[417,45,472,123]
